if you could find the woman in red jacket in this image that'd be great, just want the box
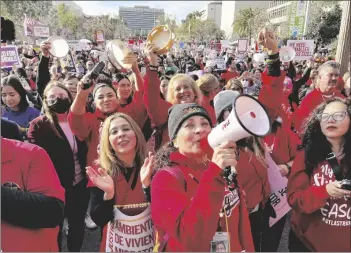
[288,97,351,252]
[2,137,65,252]
[86,113,153,252]
[213,91,272,252]
[151,103,254,252]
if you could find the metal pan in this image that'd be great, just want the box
[106,40,133,70]
[47,36,69,58]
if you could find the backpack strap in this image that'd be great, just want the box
[152,167,187,252]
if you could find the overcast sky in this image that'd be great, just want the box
[73,1,211,24]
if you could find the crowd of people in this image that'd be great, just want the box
[1,27,351,252]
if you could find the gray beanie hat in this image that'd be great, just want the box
[213,90,240,121]
[168,103,212,140]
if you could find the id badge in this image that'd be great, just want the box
[210,232,229,252]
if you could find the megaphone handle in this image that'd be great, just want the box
[223,166,238,189]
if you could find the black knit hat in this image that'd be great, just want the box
[93,83,116,98]
[168,103,212,140]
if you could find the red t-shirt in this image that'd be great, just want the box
[221,70,240,84]
[1,138,65,252]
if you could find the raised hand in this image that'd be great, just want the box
[86,166,114,199]
[40,40,51,58]
[140,152,155,188]
[144,43,158,66]
[257,28,278,55]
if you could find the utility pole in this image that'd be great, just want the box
[335,1,350,76]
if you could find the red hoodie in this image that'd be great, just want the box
[220,69,240,84]
[151,152,254,252]
[2,138,65,252]
[293,89,345,133]
[287,150,351,252]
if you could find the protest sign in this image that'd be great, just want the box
[95,30,105,42]
[23,14,44,37]
[215,57,226,69]
[1,46,21,69]
[287,40,314,60]
[237,39,248,53]
[33,26,50,37]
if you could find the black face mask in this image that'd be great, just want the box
[48,97,71,114]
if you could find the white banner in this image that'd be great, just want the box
[265,152,291,227]
[33,26,50,37]
[287,40,314,61]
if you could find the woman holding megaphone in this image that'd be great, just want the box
[151,103,254,252]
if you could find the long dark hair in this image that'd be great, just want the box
[300,98,351,178]
[1,75,29,112]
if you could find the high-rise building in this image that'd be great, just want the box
[221,1,269,40]
[267,1,311,38]
[201,1,222,28]
[118,6,165,36]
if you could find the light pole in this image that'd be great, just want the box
[335,1,350,76]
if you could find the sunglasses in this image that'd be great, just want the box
[318,111,347,122]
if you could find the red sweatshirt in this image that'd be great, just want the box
[236,149,271,210]
[221,69,240,84]
[293,89,345,133]
[143,68,172,146]
[287,151,351,252]
[2,138,65,252]
[151,152,254,252]
[68,91,147,171]
[201,96,217,126]
[264,125,300,166]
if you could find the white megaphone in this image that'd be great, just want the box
[208,94,271,149]
[279,46,296,63]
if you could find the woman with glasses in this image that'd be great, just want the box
[287,98,351,252]
[27,82,89,252]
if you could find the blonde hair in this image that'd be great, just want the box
[98,113,148,176]
[196,74,219,97]
[42,81,73,138]
[226,78,243,93]
[166,74,203,105]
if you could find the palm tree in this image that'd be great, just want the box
[232,7,259,41]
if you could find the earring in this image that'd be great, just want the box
[173,140,178,148]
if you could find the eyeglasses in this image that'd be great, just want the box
[318,111,347,122]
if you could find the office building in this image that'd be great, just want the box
[267,1,311,38]
[221,1,269,40]
[118,6,165,36]
[201,1,222,28]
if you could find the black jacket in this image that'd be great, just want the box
[27,116,88,190]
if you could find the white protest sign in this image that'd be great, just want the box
[265,152,291,227]
[215,57,226,69]
[287,40,314,61]
[237,39,248,53]
[33,26,50,37]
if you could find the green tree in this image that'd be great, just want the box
[157,14,178,31]
[1,1,53,40]
[56,3,79,39]
[232,7,270,41]
[306,2,342,53]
